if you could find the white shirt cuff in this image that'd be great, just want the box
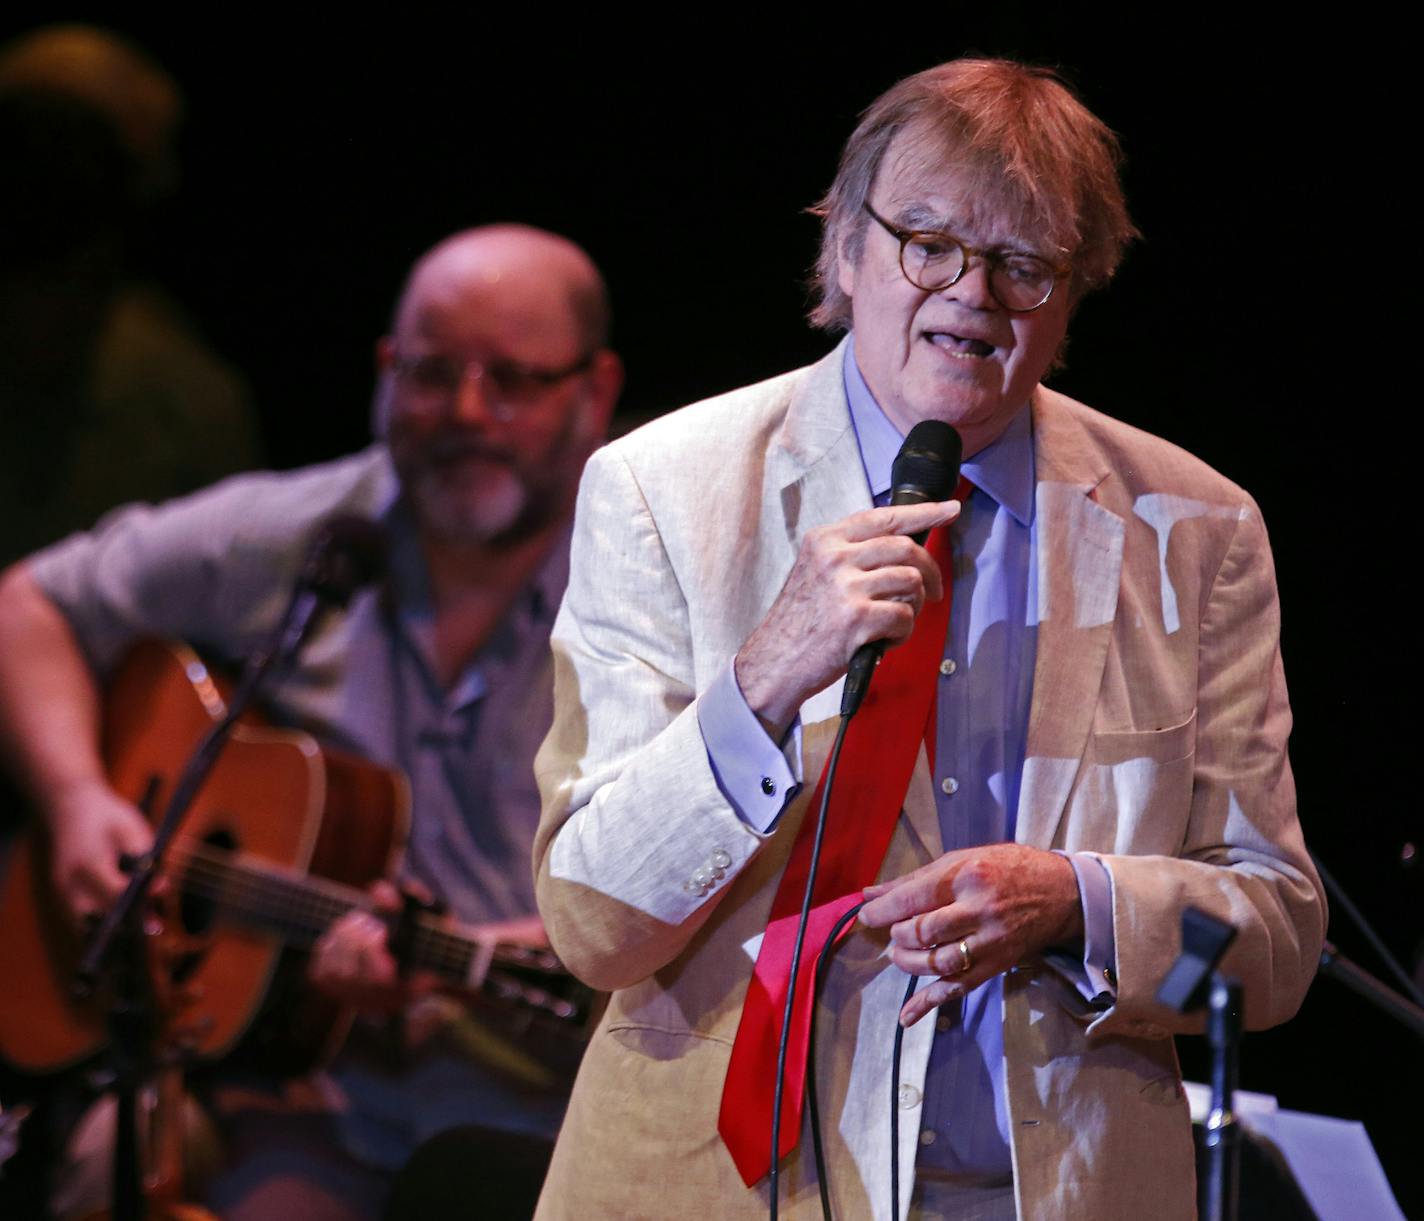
[696,660,803,833]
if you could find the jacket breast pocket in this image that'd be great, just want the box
[1091,708,1197,766]
[1063,709,1198,854]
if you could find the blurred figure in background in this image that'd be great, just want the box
[0,224,621,1218]
[0,24,261,568]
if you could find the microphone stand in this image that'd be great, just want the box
[1156,907,1241,1221]
[1316,942,1424,1039]
[1310,849,1424,1037]
[75,582,327,995]
[1201,974,1243,1221]
[73,573,351,1220]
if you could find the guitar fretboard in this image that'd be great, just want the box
[172,842,542,988]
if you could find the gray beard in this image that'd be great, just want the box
[405,469,561,550]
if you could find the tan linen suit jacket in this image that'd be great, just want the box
[532,341,1324,1221]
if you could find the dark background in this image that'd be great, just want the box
[5,8,1418,1214]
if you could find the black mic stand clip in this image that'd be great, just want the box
[1157,906,1241,1221]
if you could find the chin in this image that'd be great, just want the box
[412,472,529,545]
[904,386,998,430]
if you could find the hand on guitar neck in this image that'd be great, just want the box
[309,880,553,1015]
[309,879,438,1013]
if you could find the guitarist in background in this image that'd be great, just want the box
[0,224,623,1219]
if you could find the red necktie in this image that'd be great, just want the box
[717,500,963,1187]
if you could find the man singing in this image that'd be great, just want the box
[532,60,1323,1220]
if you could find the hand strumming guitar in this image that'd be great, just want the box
[45,779,153,928]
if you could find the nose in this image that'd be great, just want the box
[942,256,999,310]
[451,363,498,426]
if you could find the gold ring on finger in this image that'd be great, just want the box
[958,939,973,975]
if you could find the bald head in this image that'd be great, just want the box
[378,224,622,549]
[393,225,610,355]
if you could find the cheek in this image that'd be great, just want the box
[527,394,590,460]
[384,421,416,467]
[1008,315,1068,384]
[385,419,441,488]
[851,289,919,365]
[386,402,441,448]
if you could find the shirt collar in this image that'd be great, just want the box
[378,493,570,708]
[843,338,1035,527]
[378,495,569,627]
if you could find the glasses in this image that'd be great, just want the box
[862,203,1070,313]
[390,350,594,419]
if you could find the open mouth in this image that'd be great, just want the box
[928,332,995,359]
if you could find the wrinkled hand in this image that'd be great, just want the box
[734,499,961,738]
[308,880,436,1013]
[858,844,1083,1027]
[46,780,153,927]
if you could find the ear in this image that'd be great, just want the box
[836,229,858,300]
[371,337,398,440]
[576,349,623,444]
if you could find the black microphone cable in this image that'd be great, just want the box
[805,898,868,1221]
[765,420,961,1220]
[769,710,853,1221]
[804,916,919,1221]
[887,972,919,1221]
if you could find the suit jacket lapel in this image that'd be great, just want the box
[769,338,870,543]
[1017,388,1125,850]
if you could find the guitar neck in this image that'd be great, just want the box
[175,843,537,991]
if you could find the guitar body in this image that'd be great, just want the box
[0,639,409,1075]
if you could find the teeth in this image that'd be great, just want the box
[929,333,993,359]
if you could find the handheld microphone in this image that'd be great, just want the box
[839,421,962,718]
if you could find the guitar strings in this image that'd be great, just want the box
[159,840,504,980]
[155,842,579,1018]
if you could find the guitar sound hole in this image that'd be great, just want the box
[178,828,238,937]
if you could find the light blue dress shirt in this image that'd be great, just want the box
[697,341,1115,1180]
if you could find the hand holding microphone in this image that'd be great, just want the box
[733,422,963,738]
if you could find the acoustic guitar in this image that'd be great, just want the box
[0,638,584,1078]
